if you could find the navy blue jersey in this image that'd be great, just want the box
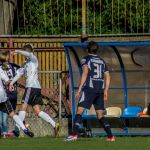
[0,63,20,93]
[81,54,108,93]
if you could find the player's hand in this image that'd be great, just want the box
[104,90,108,101]
[10,50,17,56]
[75,90,80,99]
[9,84,14,92]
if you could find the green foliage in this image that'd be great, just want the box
[14,0,150,35]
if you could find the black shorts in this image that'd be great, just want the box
[7,93,17,110]
[22,88,43,106]
[0,100,14,114]
[78,89,105,110]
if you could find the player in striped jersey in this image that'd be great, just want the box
[0,51,34,137]
[65,41,115,141]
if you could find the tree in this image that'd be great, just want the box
[0,0,16,35]
[1,0,150,35]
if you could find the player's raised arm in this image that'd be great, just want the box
[10,67,25,85]
[15,50,34,58]
[13,44,36,62]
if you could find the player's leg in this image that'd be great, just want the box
[12,100,28,137]
[33,104,59,136]
[1,112,8,138]
[30,88,59,136]
[18,103,28,123]
[13,103,28,133]
[15,88,30,131]
[0,104,8,137]
[94,93,115,141]
[4,100,34,137]
[7,93,21,137]
[73,107,85,134]
[0,111,3,136]
[64,106,85,141]
[65,90,92,141]
[33,104,56,128]
[9,111,34,137]
[10,89,29,137]
[95,110,114,139]
[74,90,93,134]
[17,88,31,123]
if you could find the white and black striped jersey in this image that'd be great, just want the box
[0,63,20,93]
[0,68,9,103]
[11,50,41,89]
[81,54,108,93]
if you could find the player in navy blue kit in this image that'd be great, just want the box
[65,41,115,141]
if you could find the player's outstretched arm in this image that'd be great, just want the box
[15,50,36,61]
[104,71,111,101]
[76,65,89,98]
[10,68,25,85]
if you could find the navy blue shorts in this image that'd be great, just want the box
[78,89,105,110]
[0,100,14,114]
[7,93,17,110]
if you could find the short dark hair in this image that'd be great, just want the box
[23,44,34,52]
[0,50,9,62]
[87,41,98,54]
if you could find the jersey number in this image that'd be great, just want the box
[93,63,102,78]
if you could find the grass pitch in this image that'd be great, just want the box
[0,137,150,150]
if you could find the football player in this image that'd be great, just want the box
[10,44,59,137]
[0,51,34,137]
[65,41,115,141]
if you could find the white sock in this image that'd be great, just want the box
[13,115,26,130]
[16,111,26,130]
[38,111,56,128]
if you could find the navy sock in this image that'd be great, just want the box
[73,114,82,135]
[99,117,113,138]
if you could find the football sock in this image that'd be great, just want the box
[38,111,56,128]
[99,117,113,138]
[73,114,82,134]
[16,111,26,130]
[13,115,26,130]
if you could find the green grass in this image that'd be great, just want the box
[0,137,150,150]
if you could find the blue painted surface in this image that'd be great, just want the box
[65,47,76,125]
[121,106,142,118]
[64,41,150,47]
[111,46,128,108]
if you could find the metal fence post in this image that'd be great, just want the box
[59,71,62,122]
[7,38,13,63]
[81,0,88,42]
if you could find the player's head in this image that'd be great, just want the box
[87,41,98,54]
[0,50,9,63]
[2,61,9,70]
[23,44,34,53]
